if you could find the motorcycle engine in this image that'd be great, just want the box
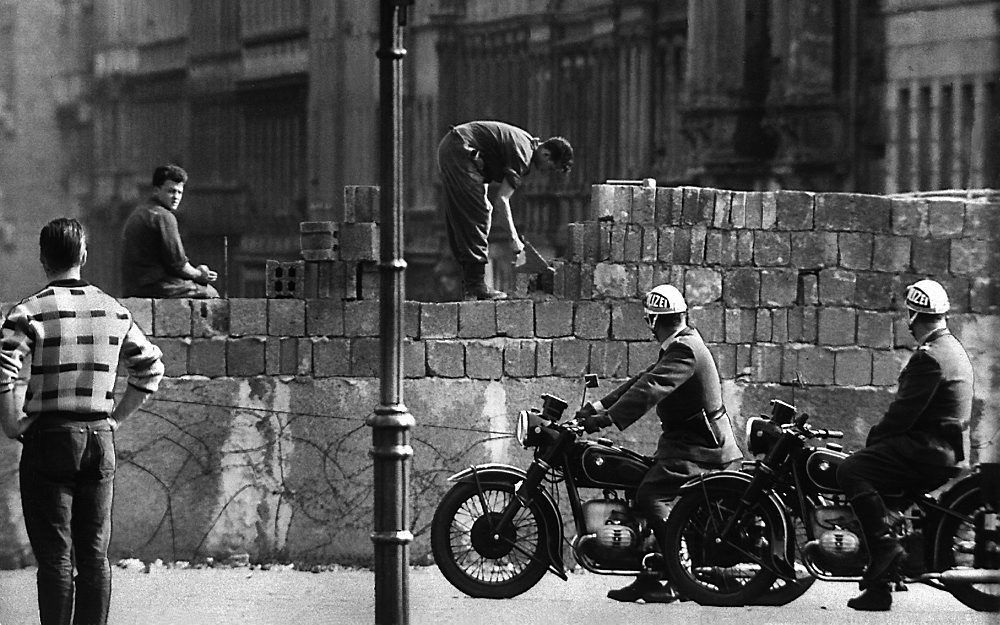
[804,505,865,574]
[596,509,639,550]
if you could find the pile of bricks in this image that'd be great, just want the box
[266,185,381,300]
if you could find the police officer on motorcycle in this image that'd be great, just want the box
[837,279,974,611]
[575,284,744,603]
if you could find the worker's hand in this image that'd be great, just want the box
[574,402,597,421]
[511,236,525,257]
[580,413,612,434]
[197,265,218,284]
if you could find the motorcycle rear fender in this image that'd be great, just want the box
[677,470,797,580]
[931,470,992,569]
[447,464,567,579]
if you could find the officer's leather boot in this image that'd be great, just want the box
[851,492,905,584]
[847,581,892,611]
[607,574,662,602]
[461,263,507,301]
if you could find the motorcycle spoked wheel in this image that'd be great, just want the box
[663,488,780,606]
[430,480,550,599]
[933,488,1000,612]
[749,515,816,606]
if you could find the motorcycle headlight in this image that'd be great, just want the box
[746,416,781,456]
[516,410,551,448]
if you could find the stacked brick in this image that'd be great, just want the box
[556,183,1000,387]
[266,185,381,300]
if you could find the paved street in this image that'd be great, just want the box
[0,564,992,625]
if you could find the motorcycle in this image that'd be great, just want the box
[429,377,809,603]
[660,398,1000,611]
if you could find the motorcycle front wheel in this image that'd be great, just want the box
[663,487,780,606]
[933,486,1000,612]
[430,480,550,598]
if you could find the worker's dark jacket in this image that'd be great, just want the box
[867,327,973,464]
[600,327,743,464]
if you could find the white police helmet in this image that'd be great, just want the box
[643,284,687,331]
[905,279,949,325]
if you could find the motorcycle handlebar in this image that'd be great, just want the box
[798,424,844,439]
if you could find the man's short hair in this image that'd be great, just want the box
[152,164,188,188]
[541,136,574,173]
[40,218,86,272]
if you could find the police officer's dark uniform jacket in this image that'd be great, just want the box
[867,327,973,467]
[598,326,742,465]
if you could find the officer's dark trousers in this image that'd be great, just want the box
[437,130,491,265]
[19,417,116,625]
[837,434,960,501]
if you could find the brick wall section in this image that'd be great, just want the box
[99,186,999,391]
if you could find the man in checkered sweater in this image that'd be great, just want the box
[0,218,164,625]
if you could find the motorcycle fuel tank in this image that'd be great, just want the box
[574,442,652,490]
[805,447,849,493]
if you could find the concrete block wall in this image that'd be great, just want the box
[1,184,998,570]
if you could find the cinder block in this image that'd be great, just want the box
[790,232,838,270]
[872,349,906,386]
[426,341,464,377]
[855,272,897,310]
[609,225,627,262]
[265,337,300,376]
[890,198,929,236]
[729,192,748,228]
[562,263,582,300]
[689,224,708,264]
[311,337,350,377]
[350,337,380,376]
[761,192,777,228]
[344,185,380,223]
[306,299,345,336]
[753,231,790,266]
[229,299,268,336]
[611,185,633,222]
[266,260,306,298]
[838,233,873,270]
[120,298,153,334]
[191,299,230,338]
[300,221,339,261]
[713,190,732,228]
[709,343,737,379]
[751,344,783,383]
[631,184,656,224]
[267,298,306,336]
[420,302,459,339]
[760,268,798,307]
[926,199,964,237]
[574,301,610,339]
[697,188,717,225]
[672,227,691,264]
[464,341,503,380]
[950,238,990,275]
[458,301,497,338]
[818,307,855,346]
[153,299,191,337]
[339,223,380,261]
[623,224,643,262]
[628,341,660,376]
[857,311,894,348]
[552,338,590,378]
[704,230,724,265]
[496,300,534,338]
[745,192,764,229]
[535,340,553,376]
[152,337,190,377]
[593,263,633,299]
[685,267,722,306]
[358,261,379,300]
[736,344,753,376]
[755,309,772,342]
[590,184,617,221]
[834,348,872,386]
[680,187,701,225]
[636,264,655,298]
[296,337,313,375]
[815,193,891,233]
[641,226,658,262]
[963,202,1000,239]
[789,345,836,385]
[798,273,819,305]
[774,190,815,230]
[688,306,724,342]
[871,235,911,272]
[535,301,574,338]
[405,301,421,338]
[343,300,381,337]
[590,341,627,377]
[226,337,266,376]
[503,340,537,377]
[724,308,755,343]
[404,339,425,378]
[936,275,970,313]
[818,268,856,306]
[970,276,1000,313]
[611,301,648,341]
[566,223,585,261]
[580,263,595,299]
[656,227,675,262]
[771,308,788,344]
[736,230,754,265]
[654,187,675,225]
[189,338,226,377]
[911,238,950,274]
[723,268,760,307]
[312,260,348,299]
[598,222,613,260]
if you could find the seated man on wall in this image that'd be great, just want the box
[120,164,219,298]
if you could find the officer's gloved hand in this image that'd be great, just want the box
[574,402,597,422]
[581,413,612,434]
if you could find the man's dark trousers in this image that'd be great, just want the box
[19,417,115,625]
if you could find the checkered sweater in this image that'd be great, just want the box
[0,280,164,416]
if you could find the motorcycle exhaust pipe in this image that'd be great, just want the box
[920,569,1000,583]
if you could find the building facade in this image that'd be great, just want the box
[0,0,997,299]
